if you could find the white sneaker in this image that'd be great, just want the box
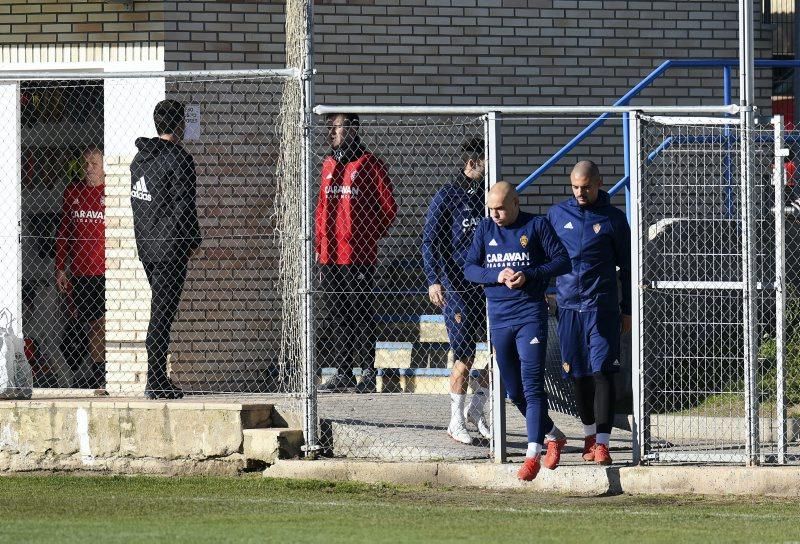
[447,418,472,445]
[465,407,492,440]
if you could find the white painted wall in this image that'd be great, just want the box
[104,77,165,157]
[0,82,21,330]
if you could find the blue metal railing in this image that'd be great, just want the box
[517,59,800,206]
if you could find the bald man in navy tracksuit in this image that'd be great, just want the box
[464,182,571,481]
[547,160,631,466]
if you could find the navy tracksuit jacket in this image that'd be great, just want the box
[421,173,484,292]
[546,190,631,315]
[464,211,570,328]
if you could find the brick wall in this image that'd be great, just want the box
[310,0,773,213]
[0,0,165,44]
[0,0,775,202]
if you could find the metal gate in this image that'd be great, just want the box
[631,112,800,465]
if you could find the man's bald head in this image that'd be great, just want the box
[570,160,603,207]
[487,181,520,227]
[572,160,601,183]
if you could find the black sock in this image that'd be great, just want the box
[593,372,616,435]
[571,376,595,426]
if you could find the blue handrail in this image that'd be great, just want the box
[517,59,672,193]
[518,59,800,198]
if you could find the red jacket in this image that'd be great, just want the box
[55,182,105,277]
[315,152,397,265]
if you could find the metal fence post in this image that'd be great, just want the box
[623,112,631,222]
[739,0,760,466]
[486,111,506,463]
[628,112,645,465]
[301,0,319,457]
[773,115,788,464]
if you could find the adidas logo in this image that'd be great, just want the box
[613,359,621,367]
[489,239,498,247]
[530,337,540,344]
[564,222,574,230]
[131,176,152,202]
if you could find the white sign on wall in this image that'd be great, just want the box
[184,104,201,141]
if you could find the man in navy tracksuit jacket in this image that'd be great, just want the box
[422,137,490,444]
[465,182,571,481]
[547,160,631,466]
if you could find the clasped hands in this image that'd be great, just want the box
[497,267,526,289]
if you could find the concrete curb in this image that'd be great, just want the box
[265,459,800,497]
[264,459,619,496]
[619,466,800,497]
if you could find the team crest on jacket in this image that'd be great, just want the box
[454,313,462,324]
[519,234,528,248]
[593,223,601,234]
[562,361,570,373]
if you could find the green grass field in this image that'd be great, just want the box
[1,475,799,543]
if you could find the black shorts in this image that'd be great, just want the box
[73,275,105,322]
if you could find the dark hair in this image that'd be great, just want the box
[326,112,360,127]
[461,137,484,165]
[153,99,185,135]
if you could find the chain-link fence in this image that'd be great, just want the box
[308,112,636,461]
[310,115,492,460]
[0,71,306,418]
[632,113,800,465]
[14,81,791,467]
[4,77,647,464]
[756,117,800,464]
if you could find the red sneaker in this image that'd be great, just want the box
[594,443,612,465]
[542,438,567,470]
[582,434,597,462]
[517,456,541,481]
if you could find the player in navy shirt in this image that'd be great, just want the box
[547,160,631,466]
[465,182,571,481]
[422,137,490,445]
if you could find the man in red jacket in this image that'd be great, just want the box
[315,113,397,393]
[55,146,106,390]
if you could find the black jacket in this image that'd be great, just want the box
[130,137,202,263]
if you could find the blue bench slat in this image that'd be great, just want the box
[377,368,483,378]
[375,341,488,351]
[373,314,446,324]
[319,367,483,378]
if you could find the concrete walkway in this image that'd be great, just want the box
[317,393,632,463]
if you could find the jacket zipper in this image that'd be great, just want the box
[578,207,585,312]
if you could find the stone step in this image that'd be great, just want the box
[374,314,451,343]
[317,367,487,394]
[376,368,486,394]
[0,397,285,475]
[375,341,490,369]
[243,428,305,464]
[418,315,451,343]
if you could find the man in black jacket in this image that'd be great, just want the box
[131,99,201,399]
